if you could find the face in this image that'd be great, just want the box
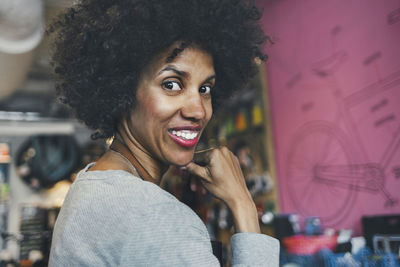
[127,46,215,166]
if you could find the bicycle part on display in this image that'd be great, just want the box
[15,135,80,189]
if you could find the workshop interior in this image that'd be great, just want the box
[0,0,399,266]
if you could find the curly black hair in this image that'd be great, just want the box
[49,0,267,139]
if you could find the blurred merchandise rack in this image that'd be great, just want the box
[280,247,399,267]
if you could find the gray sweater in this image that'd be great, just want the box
[49,164,279,266]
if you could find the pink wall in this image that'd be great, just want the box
[261,0,400,234]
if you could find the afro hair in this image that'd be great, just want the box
[49,0,267,139]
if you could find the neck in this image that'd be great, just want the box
[116,121,168,184]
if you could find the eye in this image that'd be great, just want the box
[199,85,212,94]
[162,81,182,91]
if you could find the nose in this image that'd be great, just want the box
[181,91,206,121]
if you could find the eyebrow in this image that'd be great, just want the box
[157,66,216,83]
[205,74,216,83]
[157,66,187,77]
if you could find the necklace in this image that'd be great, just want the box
[109,150,138,176]
[109,139,154,182]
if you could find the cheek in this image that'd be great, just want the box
[139,95,178,124]
[205,101,213,123]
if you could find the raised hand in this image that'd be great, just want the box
[186,147,260,233]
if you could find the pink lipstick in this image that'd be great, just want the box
[168,126,201,148]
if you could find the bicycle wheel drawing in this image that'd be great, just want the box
[286,121,357,226]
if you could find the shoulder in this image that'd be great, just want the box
[57,166,206,233]
[51,167,217,266]
[68,166,177,205]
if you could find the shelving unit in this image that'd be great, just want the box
[0,118,96,259]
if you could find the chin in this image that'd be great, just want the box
[172,158,193,167]
[169,151,194,167]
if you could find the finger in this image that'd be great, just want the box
[194,147,216,167]
[193,151,211,167]
[232,154,241,168]
[185,162,212,183]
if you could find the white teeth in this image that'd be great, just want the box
[170,130,198,140]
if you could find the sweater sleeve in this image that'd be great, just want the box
[231,232,280,266]
[123,200,279,267]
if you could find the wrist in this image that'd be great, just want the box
[228,198,261,233]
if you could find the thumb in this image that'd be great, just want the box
[186,162,212,183]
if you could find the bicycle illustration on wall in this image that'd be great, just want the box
[285,49,400,227]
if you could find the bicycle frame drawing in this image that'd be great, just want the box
[285,51,400,226]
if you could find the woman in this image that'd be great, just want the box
[49,0,279,266]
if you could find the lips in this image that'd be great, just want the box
[168,126,201,148]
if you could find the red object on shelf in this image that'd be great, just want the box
[283,235,338,255]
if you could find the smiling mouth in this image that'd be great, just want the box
[169,129,199,140]
[168,128,201,148]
